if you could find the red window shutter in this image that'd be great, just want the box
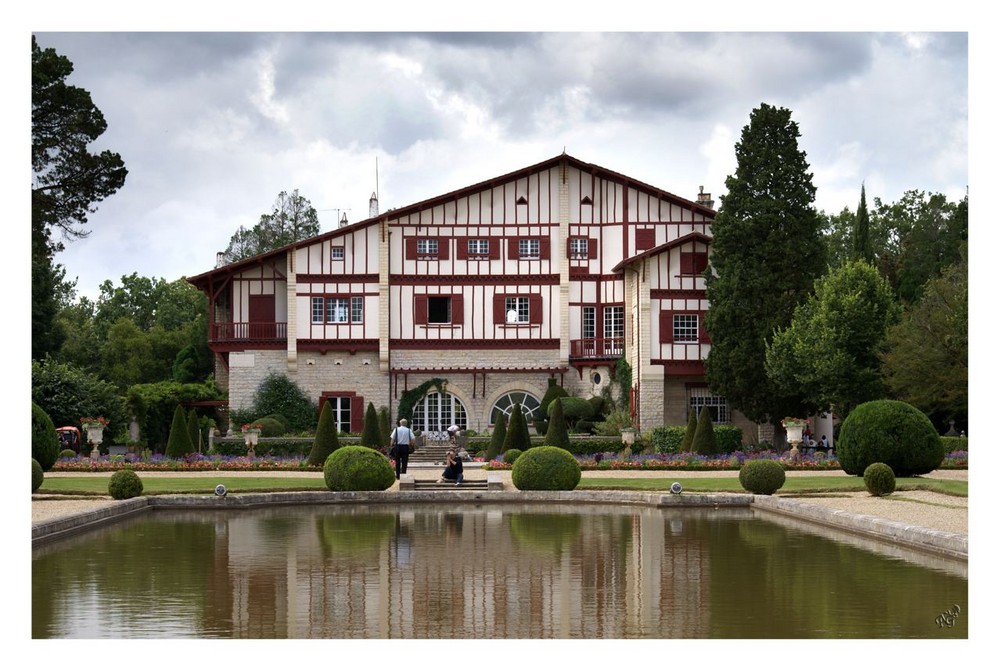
[660,310,674,343]
[699,313,711,343]
[588,238,598,259]
[414,295,428,324]
[489,238,501,259]
[456,237,468,260]
[694,252,708,274]
[539,237,551,260]
[529,295,543,324]
[566,240,574,259]
[351,396,364,433]
[636,229,655,250]
[493,294,506,323]
[508,237,519,259]
[405,237,418,260]
[438,237,450,260]
[451,295,464,324]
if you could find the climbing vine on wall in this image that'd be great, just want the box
[614,357,632,411]
[396,378,447,426]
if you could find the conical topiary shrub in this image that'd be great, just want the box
[487,413,507,460]
[166,404,195,458]
[691,406,717,456]
[503,403,531,453]
[307,400,341,466]
[361,402,381,448]
[544,398,571,451]
[187,408,201,453]
[680,409,698,453]
[378,406,391,448]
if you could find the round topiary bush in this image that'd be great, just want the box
[837,400,944,477]
[59,449,77,459]
[503,448,523,464]
[323,446,395,492]
[108,469,144,500]
[863,462,896,497]
[739,459,786,495]
[31,401,60,471]
[32,458,44,493]
[254,416,286,437]
[511,445,582,491]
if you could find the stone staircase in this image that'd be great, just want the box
[406,438,459,466]
[399,472,503,492]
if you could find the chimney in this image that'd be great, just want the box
[339,212,349,228]
[697,186,714,209]
[215,251,226,268]
[369,192,379,218]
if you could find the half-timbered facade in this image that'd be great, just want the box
[188,154,754,437]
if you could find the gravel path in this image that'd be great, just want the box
[33,468,968,535]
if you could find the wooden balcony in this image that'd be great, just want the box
[210,322,287,343]
[569,337,624,360]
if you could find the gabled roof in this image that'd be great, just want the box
[611,231,712,273]
[188,153,716,288]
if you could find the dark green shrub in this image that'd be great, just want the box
[587,395,608,419]
[59,449,76,458]
[487,414,507,460]
[649,426,686,453]
[863,462,896,497]
[533,419,549,435]
[838,400,944,476]
[575,420,595,434]
[108,469,144,500]
[739,460,786,495]
[251,373,318,431]
[165,404,195,458]
[691,407,718,456]
[940,436,967,453]
[714,425,744,454]
[31,401,60,471]
[538,378,568,422]
[378,406,392,446]
[32,458,44,493]
[503,403,531,452]
[361,402,382,448]
[323,446,395,491]
[552,396,593,428]
[680,410,697,452]
[308,400,341,466]
[262,413,289,433]
[504,449,523,464]
[187,408,202,451]
[253,416,286,438]
[511,446,582,491]
[544,398,571,450]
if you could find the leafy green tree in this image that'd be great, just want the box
[680,409,698,453]
[31,358,128,434]
[853,184,874,263]
[308,401,341,466]
[820,207,856,272]
[165,405,195,458]
[487,413,507,460]
[361,402,382,448]
[187,408,201,453]
[502,403,531,453]
[126,380,221,452]
[247,373,317,432]
[882,248,967,431]
[691,407,718,456]
[53,296,100,373]
[766,261,899,419]
[32,36,126,359]
[222,189,320,263]
[704,103,826,425]
[543,398,571,450]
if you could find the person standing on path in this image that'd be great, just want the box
[390,419,416,479]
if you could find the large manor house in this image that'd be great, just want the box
[189,153,761,440]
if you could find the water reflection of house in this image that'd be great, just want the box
[206,506,711,638]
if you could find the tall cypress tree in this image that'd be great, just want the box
[361,402,381,448]
[166,404,195,458]
[502,404,531,452]
[186,408,201,453]
[307,400,341,466]
[704,103,826,425]
[487,413,507,460]
[853,183,874,263]
[680,409,698,453]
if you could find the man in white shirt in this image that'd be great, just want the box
[390,419,415,479]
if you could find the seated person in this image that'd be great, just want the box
[440,450,464,485]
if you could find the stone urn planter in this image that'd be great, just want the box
[81,417,108,459]
[241,424,261,457]
[621,428,637,447]
[781,418,807,459]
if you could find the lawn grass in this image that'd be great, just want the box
[39,473,967,497]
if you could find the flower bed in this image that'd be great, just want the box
[52,453,322,472]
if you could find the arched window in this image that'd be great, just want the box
[490,391,541,425]
[411,392,468,433]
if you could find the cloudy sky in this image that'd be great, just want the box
[28,19,972,301]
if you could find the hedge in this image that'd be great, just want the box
[649,424,742,454]
[940,436,967,453]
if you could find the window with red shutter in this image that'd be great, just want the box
[680,251,709,275]
[414,296,428,324]
[636,229,656,250]
[451,295,464,324]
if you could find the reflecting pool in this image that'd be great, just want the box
[32,504,967,638]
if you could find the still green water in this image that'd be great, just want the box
[32,504,967,638]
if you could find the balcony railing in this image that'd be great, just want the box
[570,337,624,359]
[210,322,287,342]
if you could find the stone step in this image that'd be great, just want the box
[412,479,488,490]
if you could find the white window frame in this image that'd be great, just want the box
[331,246,345,261]
[350,296,364,323]
[326,297,349,324]
[417,238,439,257]
[689,390,730,424]
[569,237,589,258]
[311,297,324,324]
[506,296,530,323]
[326,396,353,433]
[603,306,624,339]
[468,238,489,258]
[412,392,468,433]
[582,306,596,340]
[518,238,540,259]
[673,314,699,343]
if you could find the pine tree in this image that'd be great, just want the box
[307,400,341,466]
[691,407,718,456]
[704,103,826,425]
[166,404,195,458]
[680,409,698,453]
[487,413,507,460]
[544,398,571,450]
[186,408,201,453]
[360,402,381,447]
[853,183,874,263]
